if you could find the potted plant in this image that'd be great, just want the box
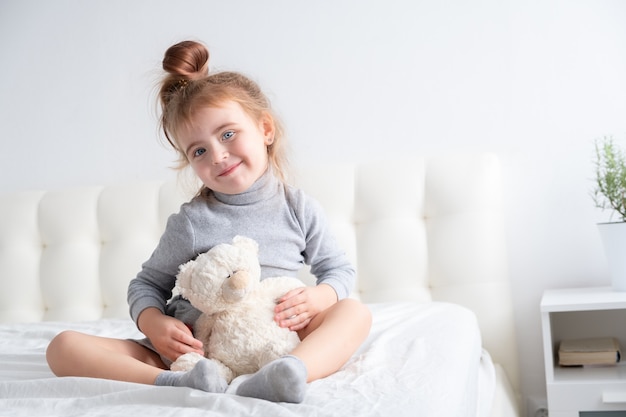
[592,136,626,291]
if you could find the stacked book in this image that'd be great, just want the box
[558,337,622,366]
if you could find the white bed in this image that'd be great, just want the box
[0,303,491,417]
[0,154,521,417]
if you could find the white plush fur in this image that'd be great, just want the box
[170,235,304,382]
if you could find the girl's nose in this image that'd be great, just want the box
[209,144,228,164]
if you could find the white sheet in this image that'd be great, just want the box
[0,303,494,417]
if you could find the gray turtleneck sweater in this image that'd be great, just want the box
[127,170,355,326]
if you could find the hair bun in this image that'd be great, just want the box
[162,40,209,80]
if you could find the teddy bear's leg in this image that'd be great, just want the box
[170,352,204,372]
[234,355,307,403]
[207,358,235,383]
[155,358,228,393]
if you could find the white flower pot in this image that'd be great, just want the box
[598,222,626,291]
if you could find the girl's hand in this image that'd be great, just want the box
[274,284,337,331]
[137,307,204,362]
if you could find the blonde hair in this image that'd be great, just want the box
[158,40,288,185]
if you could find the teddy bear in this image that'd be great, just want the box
[170,235,305,383]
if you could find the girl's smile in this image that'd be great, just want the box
[218,161,242,177]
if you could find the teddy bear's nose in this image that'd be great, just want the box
[229,270,249,290]
[222,270,250,303]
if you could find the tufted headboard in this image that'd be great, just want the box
[0,153,519,397]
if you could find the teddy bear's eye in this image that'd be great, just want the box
[226,270,240,279]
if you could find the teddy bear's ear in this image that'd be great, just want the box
[232,235,259,256]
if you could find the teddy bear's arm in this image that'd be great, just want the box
[262,277,306,303]
[193,313,217,357]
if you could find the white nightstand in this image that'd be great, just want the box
[541,286,626,417]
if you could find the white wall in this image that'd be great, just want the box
[2,0,625,409]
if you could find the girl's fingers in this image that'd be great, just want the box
[276,287,306,305]
[277,308,312,329]
[289,317,311,331]
[174,324,204,352]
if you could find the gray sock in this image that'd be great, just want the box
[236,355,308,403]
[155,359,228,393]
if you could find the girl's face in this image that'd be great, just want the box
[178,101,274,195]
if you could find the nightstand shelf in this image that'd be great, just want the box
[541,287,626,417]
[553,362,626,382]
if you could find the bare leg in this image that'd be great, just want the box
[46,330,164,384]
[293,298,372,381]
[46,330,227,392]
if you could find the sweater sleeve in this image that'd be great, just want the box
[127,206,196,325]
[299,194,356,300]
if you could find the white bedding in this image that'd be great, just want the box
[0,303,495,417]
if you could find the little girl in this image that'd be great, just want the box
[46,40,372,404]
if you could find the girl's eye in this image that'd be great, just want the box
[193,148,206,158]
[221,130,235,141]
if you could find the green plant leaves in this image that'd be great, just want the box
[593,136,626,222]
